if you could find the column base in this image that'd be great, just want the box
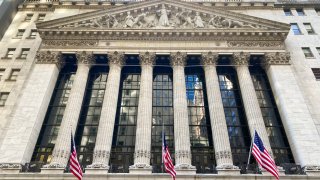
[85,163,109,174]
[40,168,64,174]
[304,166,320,176]
[0,164,21,174]
[129,164,152,174]
[175,164,196,175]
[216,164,240,175]
[40,163,66,174]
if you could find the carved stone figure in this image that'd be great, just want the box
[194,12,204,28]
[157,4,170,27]
[132,13,147,28]
[124,12,135,28]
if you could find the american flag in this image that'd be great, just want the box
[69,132,83,180]
[162,132,176,180]
[252,131,279,179]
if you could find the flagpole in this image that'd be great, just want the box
[246,130,255,171]
[162,119,164,173]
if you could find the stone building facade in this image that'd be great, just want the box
[0,0,320,179]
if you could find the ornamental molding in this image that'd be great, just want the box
[92,150,110,160]
[170,52,187,67]
[264,52,291,66]
[215,150,232,160]
[175,150,191,159]
[139,52,156,66]
[134,150,151,159]
[36,51,64,69]
[227,41,284,48]
[201,52,219,66]
[36,0,289,42]
[0,163,21,169]
[232,52,250,66]
[42,40,98,48]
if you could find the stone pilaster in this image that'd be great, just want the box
[170,52,196,174]
[232,52,272,154]
[86,51,124,174]
[201,52,239,175]
[41,51,94,173]
[0,51,62,174]
[129,52,155,174]
[264,52,320,176]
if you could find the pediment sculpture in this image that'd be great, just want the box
[59,4,264,29]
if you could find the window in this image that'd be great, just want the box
[8,69,20,81]
[18,48,30,59]
[304,23,315,34]
[0,92,9,106]
[316,8,320,16]
[312,68,320,80]
[37,14,46,21]
[29,29,37,38]
[110,65,141,173]
[291,23,301,35]
[296,8,305,16]
[0,69,5,80]
[3,48,15,59]
[15,29,25,38]
[302,47,314,58]
[317,47,320,55]
[25,14,33,21]
[284,9,292,16]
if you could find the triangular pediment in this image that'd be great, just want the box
[37,0,289,31]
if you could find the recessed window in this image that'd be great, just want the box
[29,29,37,38]
[284,8,292,16]
[316,8,320,16]
[4,48,15,59]
[8,69,20,81]
[291,23,302,35]
[0,92,9,106]
[25,14,33,21]
[16,29,25,38]
[37,14,46,21]
[18,48,30,59]
[0,69,5,80]
[302,47,314,58]
[317,47,320,55]
[296,8,305,16]
[304,23,315,34]
[312,68,320,80]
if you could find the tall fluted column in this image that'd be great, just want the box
[170,52,196,174]
[0,51,63,174]
[86,51,124,174]
[41,51,94,173]
[201,52,239,175]
[129,52,155,174]
[232,52,272,153]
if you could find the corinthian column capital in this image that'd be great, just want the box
[170,52,187,67]
[75,51,95,66]
[139,52,155,66]
[201,52,219,66]
[108,51,125,67]
[232,52,250,66]
[36,51,64,70]
[264,52,291,66]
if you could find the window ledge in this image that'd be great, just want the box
[25,37,36,39]
[12,37,22,39]
[16,57,27,60]
[5,79,17,82]
[1,57,12,60]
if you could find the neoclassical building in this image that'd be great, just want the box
[1,0,320,179]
